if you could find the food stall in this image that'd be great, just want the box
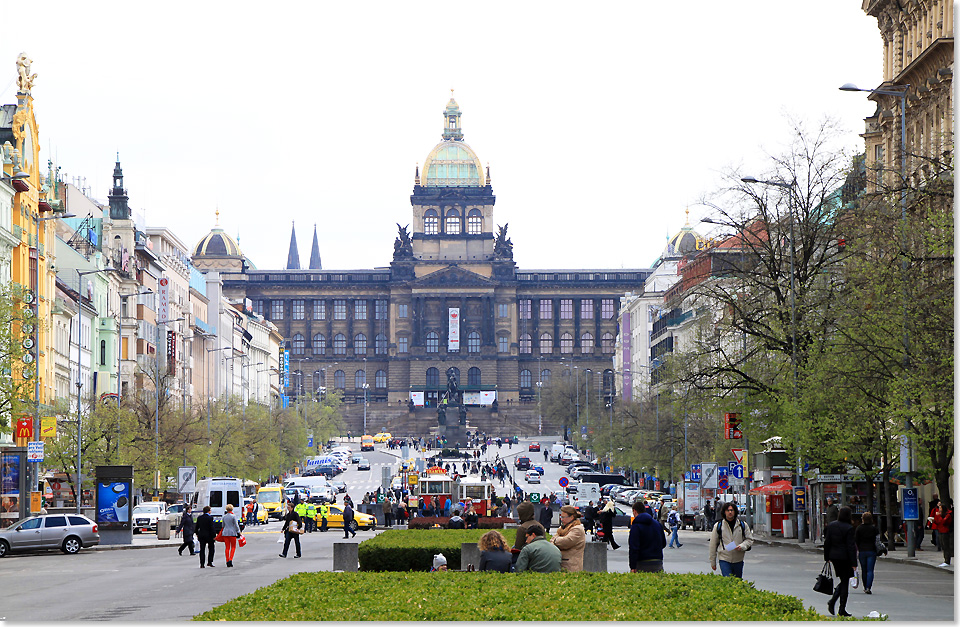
[749,479,794,536]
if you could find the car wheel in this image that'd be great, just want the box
[0,540,8,557]
[62,536,82,554]
[350,520,359,532]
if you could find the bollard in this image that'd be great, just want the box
[460,542,480,570]
[582,541,607,572]
[156,519,171,540]
[333,542,359,572]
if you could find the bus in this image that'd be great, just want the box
[360,435,375,451]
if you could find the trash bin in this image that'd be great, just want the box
[157,519,171,540]
[782,513,797,539]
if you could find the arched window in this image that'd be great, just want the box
[602,369,614,392]
[355,370,366,388]
[468,367,481,386]
[519,369,532,388]
[334,370,345,389]
[601,332,615,354]
[426,331,439,353]
[354,333,367,356]
[446,367,460,386]
[333,333,346,355]
[445,208,461,234]
[560,333,573,354]
[375,333,388,355]
[540,333,553,355]
[581,332,594,355]
[519,333,532,354]
[467,208,482,235]
[291,333,305,356]
[313,333,325,355]
[467,331,481,353]
[498,335,510,353]
[540,369,552,385]
[375,369,387,389]
[424,209,439,235]
[426,367,440,386]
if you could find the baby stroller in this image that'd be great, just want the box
[590,521,604,543]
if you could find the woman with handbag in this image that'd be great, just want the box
[221,503,242,567]
[854,511,879,594]
[823,506,858,616]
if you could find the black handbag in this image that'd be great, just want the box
[875,534,888,556]
[814,562,834,595]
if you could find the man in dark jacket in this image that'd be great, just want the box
[538,503,553,533]
[512,501,539,562]
[343,502,357,539]
[280,501,302,558]
[177,504,196,556]
[195,505,216,568]
[447,510,466,529]
[629,500,667,572]
[823,506,857,617]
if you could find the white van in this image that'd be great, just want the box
[190,477,243,520]
[550,443,567,462]
[571,482,601,508]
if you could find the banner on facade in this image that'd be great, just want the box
[410,391,424,407]
[282,349,290,389]
[167,330,176,372]
[480,391,497,405]
[463,392,480,405]
[158,277,169,322]
[448,308,460,351]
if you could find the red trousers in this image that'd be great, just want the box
[223,536,237,562]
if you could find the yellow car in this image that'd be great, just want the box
[373,432,392,443]
[243,497,269,524]
[256,485,285,520]
[317,504,377,531]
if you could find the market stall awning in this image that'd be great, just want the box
[749,479,794,495]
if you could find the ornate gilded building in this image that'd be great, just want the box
[194,97,650,430]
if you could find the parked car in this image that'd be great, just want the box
[0,514,100,557]
[324,504,376,531]
[329,480,347,493]
[242,497,269,523]
[351,453,363,464]
[166,502,185,528]
[533,464,545,475]
[515,456,531,470]
[525,470,541,484]
[132,501,168,534]
[357,458,371,471]
[528,442,541,452]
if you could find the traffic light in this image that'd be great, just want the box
[724,413,742,440]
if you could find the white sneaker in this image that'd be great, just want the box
[937,562,949,567]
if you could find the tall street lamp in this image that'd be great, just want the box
[154,317,184,495]
[840,81,915,557]
[362,382,370,435]
[741,175,803,542]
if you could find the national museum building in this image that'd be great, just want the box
[192,97,650,426]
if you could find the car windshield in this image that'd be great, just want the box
[133,504,162,514]
[259,489,281,501]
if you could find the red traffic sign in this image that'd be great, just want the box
[558,477,569,488]
[718,477,729,491]
[731,449,745,464]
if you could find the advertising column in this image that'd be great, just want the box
[95,465,134,545]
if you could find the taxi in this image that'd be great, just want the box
[318,504,377,531]
[373,432,393,443]
[256,484,285,520]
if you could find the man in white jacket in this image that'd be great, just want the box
[708,501,755,578]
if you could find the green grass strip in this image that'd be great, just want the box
[194,572,827,621]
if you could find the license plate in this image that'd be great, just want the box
[136,519,149,525]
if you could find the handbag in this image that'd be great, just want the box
[851,570,860,589]
[813,562,834,595]
[215,529,225,543]
[875,534,888,556]
[238,535,246,548]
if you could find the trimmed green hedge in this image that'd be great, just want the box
[194,572,826,621]
[358,528,520,571]
[406,516,515,529]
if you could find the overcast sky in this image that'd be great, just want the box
[0,1,883,271]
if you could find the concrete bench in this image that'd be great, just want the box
[333,542,359,572]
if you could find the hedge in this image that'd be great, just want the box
[358,528,522,571]
[406,516,515,530]
[194,572,826,621]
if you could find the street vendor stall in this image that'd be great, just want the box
[749,479,793,536]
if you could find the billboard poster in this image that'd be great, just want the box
[480,391,497,405]
[410,391,424,407]
[97,481,132,528]
[167,330,176,372]
[282,349,290,388]
[448,308,460,351]
[1,453,22,529]
[158,277,169,322]
[463,392,481,405]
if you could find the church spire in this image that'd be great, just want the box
[309,224,322,270]
[442,89,463,141]
[108,155,131,220]
[286,222,301,270]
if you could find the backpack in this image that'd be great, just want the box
[668,511,679,527]
[715,520,751,551]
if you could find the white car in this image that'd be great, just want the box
[132,502,168,534]
[525,470,541,484]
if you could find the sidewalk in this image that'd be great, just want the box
[752,533,954,573]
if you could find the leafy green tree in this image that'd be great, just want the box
[0,283,40,433]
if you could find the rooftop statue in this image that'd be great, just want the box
[393,223,413,259]
[16,52,36,93]
[494,223,513,259]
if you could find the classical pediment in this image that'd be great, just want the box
[411,265,497,287]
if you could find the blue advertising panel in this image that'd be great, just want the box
[1,452,21,528]
[902,487,919,521]
[793,486,807,511]
[97,481,132,528]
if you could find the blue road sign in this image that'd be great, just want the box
[685,472,692,481]
[732,464,744,479]
[728,461,737,473]
[691,464,701,482]
[718,467,729,478]
[558,477,569,488]
[307,436,314,448]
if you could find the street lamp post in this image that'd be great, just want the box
[840,81,914,557]
[741,175,803,543]
[154,317,184,495]
[362,382,370,435]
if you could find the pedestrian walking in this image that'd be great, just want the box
[221,503,241,567]
[176,504,196,556]
[932,498,953,567]
[279,501,302,558]
[667,506,683,548]
[319,502,329,532]
[343,502,357,538]
[382,496,394,527]
[245,499,256,526]
[397,499,407,525]
[704,499,715,531]
[195,505,217,568]
[708,501,754,579]
[629,499,667,573]
[252,499,262,525]
[929,495,941,550]
[855,511,880,594]
[823,506,857,617]
[550,505,586,572]
[599,499,621,550]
